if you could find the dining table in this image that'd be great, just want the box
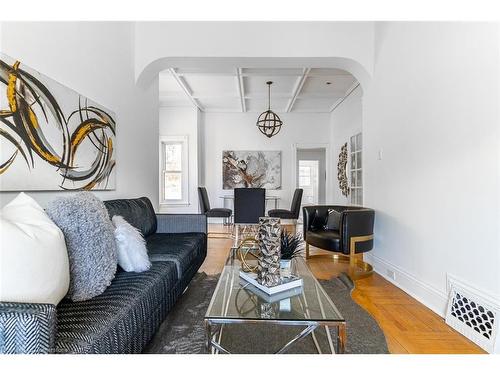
[219,194,280,210]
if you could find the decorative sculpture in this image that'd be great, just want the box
[237,237,260,273]
[337,142,350,197]
[256,217,282,287]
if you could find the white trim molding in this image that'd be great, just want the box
[366,252,500,353]
[329,82,361,113]
[364,253,448,317]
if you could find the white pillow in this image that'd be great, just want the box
[0,192,70,305]
[112,215,151,272]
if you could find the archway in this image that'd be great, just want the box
[136,56,371,91]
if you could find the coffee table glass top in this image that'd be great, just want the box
[205,249,344,323]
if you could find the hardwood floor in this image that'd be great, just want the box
[200,224,485,354]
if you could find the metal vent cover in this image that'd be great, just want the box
[446,277,499,353]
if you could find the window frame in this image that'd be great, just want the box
[159,135,189,206]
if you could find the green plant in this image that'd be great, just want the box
[280,230,304,260]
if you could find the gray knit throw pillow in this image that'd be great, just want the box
[46,192,117,301]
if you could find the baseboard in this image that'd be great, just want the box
[364,253,448,317]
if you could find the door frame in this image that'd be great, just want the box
[291,143,331,204]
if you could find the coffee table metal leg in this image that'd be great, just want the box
[275,324,318,354]
[337,323,346,354]
[205,319,212,352]
[205,321,232,354]
[210,338,231,354]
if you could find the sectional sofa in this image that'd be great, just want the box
[0,197,207,354]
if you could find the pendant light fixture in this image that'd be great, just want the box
[256,81,283,138]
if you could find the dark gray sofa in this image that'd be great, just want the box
[0,197,207,354]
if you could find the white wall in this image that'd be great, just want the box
[200,112,331,213]
[363,22,500,315]
[330,86,363,205]
[158,107,199,213]
[0,22,159,209]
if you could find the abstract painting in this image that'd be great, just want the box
[222,150,281,189]
[0,53,116,191]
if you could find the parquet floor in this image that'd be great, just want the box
[199,224,485,354]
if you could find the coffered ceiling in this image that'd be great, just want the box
[159,67,359,113]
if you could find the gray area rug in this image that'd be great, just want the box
[144,272,389,354]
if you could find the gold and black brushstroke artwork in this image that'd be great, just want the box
[0,54,116,191]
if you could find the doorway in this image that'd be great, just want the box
[296,148,327,207]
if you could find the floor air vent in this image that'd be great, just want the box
[445,276,499,353]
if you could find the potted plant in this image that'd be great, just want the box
[280,230,304,276]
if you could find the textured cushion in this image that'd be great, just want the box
[55,262,179,354]
[306,230,341,252]
[104,197,157,237]
[46,192,117,302]
[324,209,341,231]
[146,233,207,279]
[0,193,69,305]
[112,215,151,273]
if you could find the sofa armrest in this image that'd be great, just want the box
[0,302,57,354]
[156,214,207,234]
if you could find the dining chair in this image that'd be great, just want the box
[268,188,303,232]
[198,187,232,236]
[233,188,265,245]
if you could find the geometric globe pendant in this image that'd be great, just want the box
[256,109,283,138]
[256,81,283,138]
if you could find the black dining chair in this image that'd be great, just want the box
[233,188,265,244]
[268,188,303,232]
[198,187,232,235]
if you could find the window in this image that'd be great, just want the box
[160,136,189,205]
[350,133,363,205]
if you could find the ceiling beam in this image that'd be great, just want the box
[168,68,204,112]
[329,82,360,113]
[236,68,246,113]
[285,68,311,113]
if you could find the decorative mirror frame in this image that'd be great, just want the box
[337,142,350,197]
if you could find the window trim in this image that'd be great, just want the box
[159,135,189,206]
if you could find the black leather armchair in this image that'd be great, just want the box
[303,205,375,279]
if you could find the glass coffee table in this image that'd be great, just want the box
[204,248,346,354]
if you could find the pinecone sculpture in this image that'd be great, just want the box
[257,217,282,287]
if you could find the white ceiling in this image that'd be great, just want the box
[159,67,358,113]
